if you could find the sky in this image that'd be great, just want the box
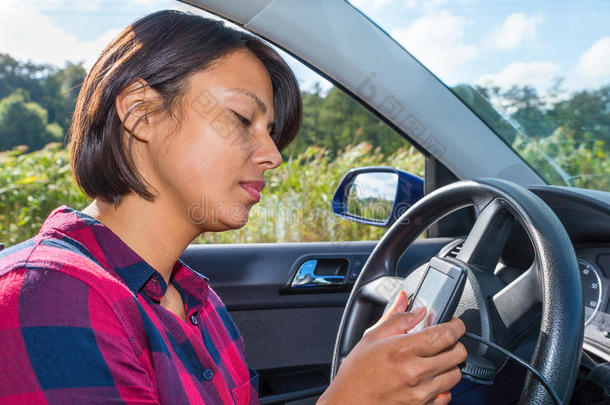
[353,172,397,200]
[1,0,608,95]
[350,0,610,93]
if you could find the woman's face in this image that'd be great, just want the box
[146,49,282,232]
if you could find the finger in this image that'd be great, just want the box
[428,391,452,405]
[365,290,409,335]
[367,307,427,340]
[398,318,466,356]
[402,342,468,379]
[419,367,462,404]
[379,290,409,324]
[414,318,465,357]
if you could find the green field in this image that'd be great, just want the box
[1,131,607,247]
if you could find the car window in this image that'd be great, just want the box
[0,1,423,247]
[350,0,609,191]
[196,55,424,244]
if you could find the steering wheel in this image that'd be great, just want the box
[331,179,583,404]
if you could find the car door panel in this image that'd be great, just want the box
[180,238,453,403]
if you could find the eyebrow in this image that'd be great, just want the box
[228,88,268,113]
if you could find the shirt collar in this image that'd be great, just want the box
[167,260,210,307]
[39,205,209,303]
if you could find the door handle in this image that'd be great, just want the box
[291,259,346,288]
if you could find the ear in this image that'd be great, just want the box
[115,78,160,142]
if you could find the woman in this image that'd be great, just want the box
[0,10,466,405]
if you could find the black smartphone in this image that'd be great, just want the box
[406,257,467,334]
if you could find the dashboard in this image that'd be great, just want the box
[527,186,610,362]
[578,247,610,360]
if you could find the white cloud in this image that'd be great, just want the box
[478,61,562,92]
[391,10,478,83]
[481,39,610,93]
[575,37,610,81]
[0,3,120,70]
[489,12,543,51]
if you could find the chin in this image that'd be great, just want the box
[220,210,251,230]
[186,198,252,231]
[213,219,248,232]
[195,219,248,233]
[230,220,249,230]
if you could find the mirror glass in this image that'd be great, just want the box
[346,172,398,222]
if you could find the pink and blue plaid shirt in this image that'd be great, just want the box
[0,205,259,404]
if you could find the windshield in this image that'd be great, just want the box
[351,0,609,191]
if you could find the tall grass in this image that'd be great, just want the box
[0,143,88,246]
[514,128,610,190]
[0,142,424,246]
[1,135,607,247]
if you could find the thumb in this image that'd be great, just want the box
[367,305,427,340]
[365,290,414,338]
[379,290,409,323]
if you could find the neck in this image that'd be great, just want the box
[82,194,201,287]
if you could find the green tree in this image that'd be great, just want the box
[282,85,324,159]
[283,84,407,159]
[0,54,86,146]
[0,54,49,103]
[452,84,518,145]
[0,90,60,151]
[465,80,609,189]
[502,85,556,138]
[548,85,610,145]
[40,62,86,130]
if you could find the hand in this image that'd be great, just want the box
[319,290,467,405]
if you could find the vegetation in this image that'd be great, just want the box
[0,143,88,246]
[282,84,406,159]
[197,142,423,244]
[453,82,609,189]
[0,142,422,246]
[0,54,608,246]
[0,54,86,151]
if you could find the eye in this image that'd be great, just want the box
[232,111,251,127]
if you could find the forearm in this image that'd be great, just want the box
[315,373,354,405]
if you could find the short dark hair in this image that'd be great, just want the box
[69,10,302,205]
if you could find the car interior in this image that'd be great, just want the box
[1,0,608,404]
[173,1,610,404]
[172,1,610,404]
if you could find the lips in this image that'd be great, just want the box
[240,181,265,202]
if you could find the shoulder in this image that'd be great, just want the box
[0,237,145,369]
[0,235,136,323]
[0,241,158,402]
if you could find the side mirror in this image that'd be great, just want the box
[332,166,423,227]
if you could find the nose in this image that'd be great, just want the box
[254,131,283,170]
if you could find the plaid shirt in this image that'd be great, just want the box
[0,206,259,404]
